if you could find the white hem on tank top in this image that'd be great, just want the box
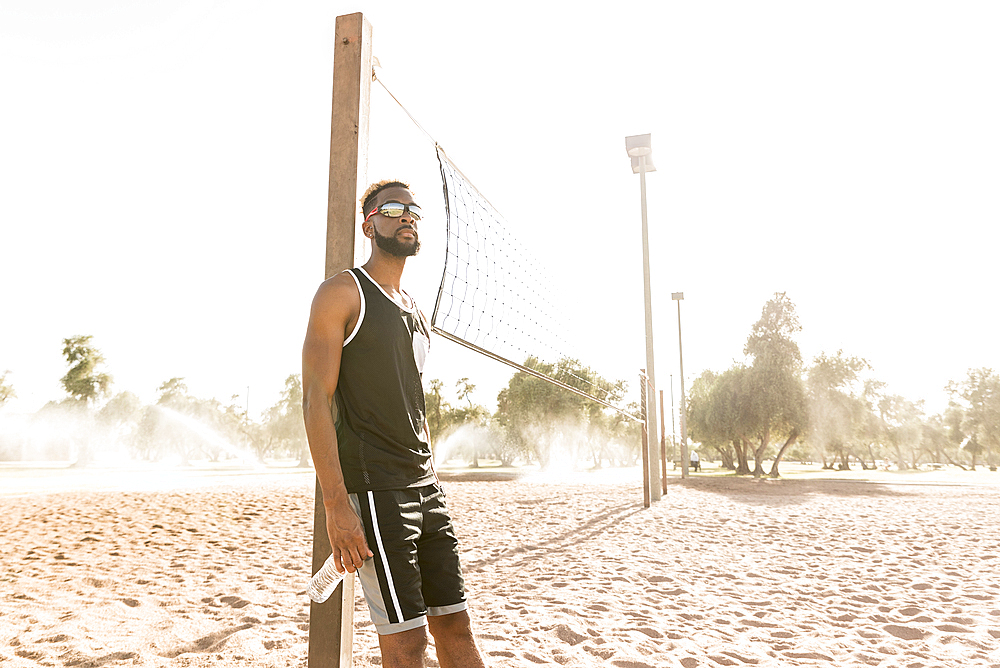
[343,270,366,347]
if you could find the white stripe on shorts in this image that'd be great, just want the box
[367,491,404,623]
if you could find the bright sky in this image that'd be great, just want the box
[1,1,998,421]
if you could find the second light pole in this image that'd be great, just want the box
[672,292,688,478]
[626,133,660,502]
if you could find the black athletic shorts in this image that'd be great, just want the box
[348,483,467,635]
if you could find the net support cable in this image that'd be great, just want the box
[374,73,640,423]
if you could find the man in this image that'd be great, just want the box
[302,180,487,668]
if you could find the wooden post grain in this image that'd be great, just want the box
[309,12,373,668]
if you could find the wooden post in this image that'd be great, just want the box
[309,12,373,668]
[640,370,650,509]
[659,389,667,495]
[325,12,373,278]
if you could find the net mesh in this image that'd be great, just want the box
[432,147,626,410]
[432,149,567,363]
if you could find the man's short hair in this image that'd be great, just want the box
[361,180,411,217]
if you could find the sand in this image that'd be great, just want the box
[2,467,999,667]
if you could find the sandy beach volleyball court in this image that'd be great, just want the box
[2,466,998,667]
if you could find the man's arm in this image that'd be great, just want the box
[302,273,373,573]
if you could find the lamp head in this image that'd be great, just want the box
[625,133,653,157]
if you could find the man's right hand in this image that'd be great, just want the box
[325,499,373,574]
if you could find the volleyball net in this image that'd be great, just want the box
[374,75,637,420]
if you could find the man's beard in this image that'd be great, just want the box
[372,225,421,257]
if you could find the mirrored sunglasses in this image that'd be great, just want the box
[365,202,422,222]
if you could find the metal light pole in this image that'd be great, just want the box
[626,134,660,502]
[670,374,676,466]
[672,292,688,478]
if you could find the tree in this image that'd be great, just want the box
[713,366,756,474]
[677,295,810,478]
[263,374,309,466]
[0,371,14,407]
[98,391,142,425]
[58,335,113,466]
[687,369,741,471]
[456,377,475,406]
[133,378,192,462]
[947,368,1000,470]
[455,378,478,466]
[806,351,873,470]
[156,377,190,408]
[938,401,971,469]
[495,357,626,469]
[97,391,143,454]
[919,413,953,469]
[425,379,449,449]
[451,378,495,466]
[594,401,642,467]
[449,378,490,466]
[421,378,495,466]
[741,293,808,478]
[877,394,925,470]
[134,378,255,464]
[60,336,112,404]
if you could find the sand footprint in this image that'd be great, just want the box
[782,651,833,661]
[883,624,928,640]
[220,595,251,609]
[610,659,657,668]
[548,624,587,646]
[61,650,138,667]
[158,623,253,658]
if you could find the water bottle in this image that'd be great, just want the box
[307,554,347,603]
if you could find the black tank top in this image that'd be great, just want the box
[334,267,434,492]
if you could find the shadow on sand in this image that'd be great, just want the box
[673,475,913,507]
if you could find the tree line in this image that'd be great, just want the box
[2,335,640,471]
[0,335,308,466]
[687,293,1000,477]
[426,358,641,469]
[8,305,994,475]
